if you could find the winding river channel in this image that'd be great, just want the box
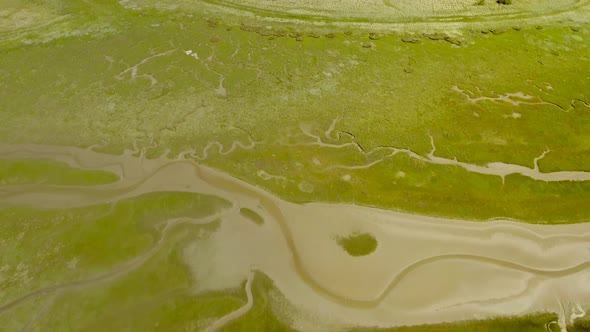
[1,143,589,331]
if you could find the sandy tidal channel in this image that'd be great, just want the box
[0,143,589,331]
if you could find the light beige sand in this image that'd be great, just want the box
[1,143,589,331]
[190,0,590,31]
[199,0,580,20]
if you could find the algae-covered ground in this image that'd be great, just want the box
[336,232,378,256]
[1,0,590,331]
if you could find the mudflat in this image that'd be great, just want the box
[1,143,588,330]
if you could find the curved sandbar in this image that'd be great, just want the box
[196,0,590,27]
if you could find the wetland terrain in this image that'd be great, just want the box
[1,0,590,331]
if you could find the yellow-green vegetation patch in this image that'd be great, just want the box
[239,207,264,225]
[569,314,590,332]
[336,232,378,256]
[219,272,297,332]
[1,222,241,331]
[222,147,590,222]
[348,313,560,332]
[0,159,119,185]
[0,3,589,223]
[0,191,230,305]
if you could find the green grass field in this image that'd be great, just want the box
[0,159,119,185]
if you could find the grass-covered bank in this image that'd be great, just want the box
[0,159,119,185]
[1,1,588,222]
[348,313,560,332]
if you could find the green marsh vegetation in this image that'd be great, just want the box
[10,223,235,331]
[239,207,264,225]
[0,219,244,331]
[0,159,119,185]
[336,232,378,256]
[0,191,230,305]
[349,313,560,332]
[1,1,588,222]
[569,315,590,332]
